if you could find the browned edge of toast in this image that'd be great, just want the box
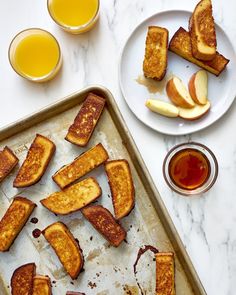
[65,92,106,147]
[169,27,229,76]
[105,159,135,220]
[155,252,175,295]
[82,205,126,247]
[11,263,36,295]
[0,196,36,252]
[42,222,84,279]
[40,177,102,215]
[143,26,169,81]
[0,146,19,182]
[13,134,56,188]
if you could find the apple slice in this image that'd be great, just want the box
[166,77,195,108]
[188,70,208,105]
[178,100,210,120]
[145,99,179,118]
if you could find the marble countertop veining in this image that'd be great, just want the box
[0,0,236,294]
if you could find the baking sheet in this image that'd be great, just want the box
[0,86,206,294]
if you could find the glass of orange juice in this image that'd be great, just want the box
[47,0,100,34]
[9,28,62,82]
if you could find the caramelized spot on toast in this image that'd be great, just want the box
[53,143,109,189]
[65,93,105,147]
[0,197,36,251]
[156,252,175,295]
[189,0,216,60]
[169,27,229,76]
[41,177,101,215]
[13,134,56,188]
[42,222,84,279]
[11,263,36,295]
[82,205,126,247]
[32,275,52,295]
[0,146,18,182]
[143,26,169,81]
[105,160,135,219]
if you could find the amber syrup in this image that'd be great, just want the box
[168,148,210,190]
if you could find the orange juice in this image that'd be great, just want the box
[48,0,99,34]
[9,29,62,82]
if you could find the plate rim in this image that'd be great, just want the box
[118,9,236,136]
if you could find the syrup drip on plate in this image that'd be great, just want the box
[133,245,159,295]
[30,217,38,224]
[135,73,173,94]
[32,228,41,238]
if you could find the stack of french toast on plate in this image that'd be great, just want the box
[144,0,230,120]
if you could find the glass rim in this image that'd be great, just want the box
[8,28,62,82]
[162,142,219,196]
[47,0,100,32]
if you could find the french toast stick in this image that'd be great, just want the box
[82,205,126,247]
[13,134,56,188]
[41,177,101,215]
[105,160,135,219]
[143,26,169,80]
[155,252,175,295]
[42,222,84,279]
[65,93,105,147]
[189,0,216,61]
[169,27,229,76]
[53,143,109,189]
[0,196,36,251]
[32,275,52,295]
[11,263,36,295]
[0,146,18,182]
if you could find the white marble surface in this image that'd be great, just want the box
[0,0,236,294]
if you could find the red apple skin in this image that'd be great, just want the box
[166,78,194,108]
[188,73,198,102]
[179,108,210,120]
[178,102,211,120]
[188,71,208,105]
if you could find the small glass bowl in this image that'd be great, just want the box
[47,0,100,34]
[9,28,62,82]
[163,142,218,196]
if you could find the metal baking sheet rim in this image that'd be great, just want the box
[0,84,206,295]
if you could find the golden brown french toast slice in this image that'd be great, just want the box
[13,134,56,188]
[155,252,175,295]
[0,146,19,182]
[189,0,216,61]
[105,160,135,219]
[41,177,101,215]
[0,196,36,251]
[143,26,169,80]
[42,222,84,279]
[53,143,109,189]
[82,205,126,247]
[11,263,36,295]
[32,275,52,295]
[169,27,229,76]
[65,93,105,147]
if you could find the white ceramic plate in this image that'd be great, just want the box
[119,10,236,135]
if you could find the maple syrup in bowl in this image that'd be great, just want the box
[163,142,218,196]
